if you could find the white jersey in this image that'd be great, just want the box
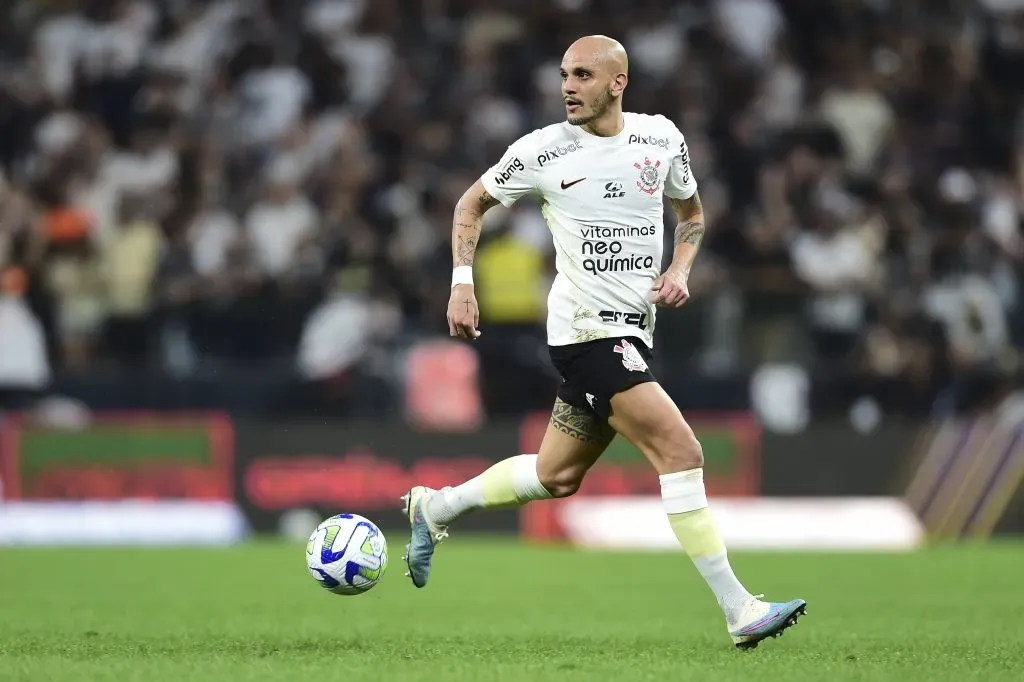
[479,112,697,348]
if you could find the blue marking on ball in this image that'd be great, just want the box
[312,568,340,589]
[344,560,364,586]
[320,521,376,565]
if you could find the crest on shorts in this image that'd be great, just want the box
[614,339,648,372]
[634,157,661,196]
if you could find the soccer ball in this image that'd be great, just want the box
[306,514,388,595]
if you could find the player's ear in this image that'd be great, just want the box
[612,73,628,96]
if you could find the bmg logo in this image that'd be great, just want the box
[493,157,525,185]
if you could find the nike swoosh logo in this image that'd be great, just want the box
[560,178,586,189]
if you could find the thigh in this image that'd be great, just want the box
[536,398,615,483]
[607,381,698,474]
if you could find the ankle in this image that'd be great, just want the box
[423,487,459,526]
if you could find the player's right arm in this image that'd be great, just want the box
[447,134,539,340]
[448,181,500,340]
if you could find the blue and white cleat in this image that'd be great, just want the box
[400,486,449,588]
[729,597,807,650]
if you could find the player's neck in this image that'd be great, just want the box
[579,110,624,138]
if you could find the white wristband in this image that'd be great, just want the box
[451,266,474,287]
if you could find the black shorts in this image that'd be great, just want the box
[548,336,656,420]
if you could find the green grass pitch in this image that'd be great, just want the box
[1,539,1022,681]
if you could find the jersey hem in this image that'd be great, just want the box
[548,329,655,350]
[664,185,697,200]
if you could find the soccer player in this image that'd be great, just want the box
[402,35,806,649]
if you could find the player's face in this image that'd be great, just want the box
[560,61,616,127]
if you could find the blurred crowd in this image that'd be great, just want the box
[1,0,1023,420]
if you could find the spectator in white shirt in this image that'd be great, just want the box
[790,197,884,362]
[245,159,318,278]
[0,268,51,409]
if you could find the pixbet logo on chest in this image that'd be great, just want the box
[537,139,583,167]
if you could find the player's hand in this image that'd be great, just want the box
[650,265,690,308]
[448,284,481,340]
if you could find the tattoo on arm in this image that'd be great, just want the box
[454,233,477,267]
[550,398,614,445]
[670,191,705,248]
[452,187,500,267]
[477,189,498,212]
[675,220,705,247]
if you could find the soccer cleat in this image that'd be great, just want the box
[729,597,807,650]
[400,486,449,588]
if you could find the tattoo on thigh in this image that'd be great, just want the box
[550,398,610,444]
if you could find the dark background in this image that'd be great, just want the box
[1,0,1023,540]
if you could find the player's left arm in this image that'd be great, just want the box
[650,192,704,308]
[668,191,705,268]
[652,131,704,308]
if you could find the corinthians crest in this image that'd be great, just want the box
[634,157,661,195]
[614,339,648,372]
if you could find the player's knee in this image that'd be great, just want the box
[538,466,585,498]
[653,426,704,473]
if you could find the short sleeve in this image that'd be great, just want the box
[664,131,697,200]
[480,133,538,207]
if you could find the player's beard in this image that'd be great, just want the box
[567,86,615,127]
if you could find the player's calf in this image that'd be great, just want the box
[609,382,806,646]
[402,399,612,588]
[423,453,553,526]
[401,455,554,588]
[422,398,612,526]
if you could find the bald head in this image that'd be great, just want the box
[560,36,629,133]
[565,35,629,75]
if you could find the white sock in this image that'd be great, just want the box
[661,468,755,623]
[425,454,551,525]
